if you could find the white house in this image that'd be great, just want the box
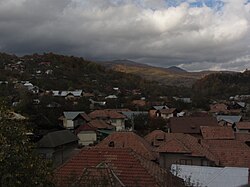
[171,164,249,187]
[60,111,91,130]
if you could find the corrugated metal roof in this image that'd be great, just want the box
[63,111,87,120]
[38,130,78,148]
[216,115,242,124]
[153,105,169,110]
[171,164,249,187]
[121,111,148,119]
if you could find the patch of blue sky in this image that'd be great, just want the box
[166,0,225,10]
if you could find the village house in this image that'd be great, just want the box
[147,132,218,169]
[52,90,84,100]
[59,111,91,130]
[75,119,115,145]
[54,147,185,187]
[171,164,249,187]
[199,126,250,173]
[169,116,218,137]
[96,131,156,161]
[75,124,97,146]
[149,105,169,118]
[200,139,250,169]
[144,129,167,147]
[88,109,126,131]
[155,108,178,119]
[37,130,79,167]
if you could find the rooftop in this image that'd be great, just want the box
[200,126,235,140]
[89,109,126,119]
[54,148,185,187]
[236,121,250,130]
[38,130,78,148]
[170,117,218,134]
[96,131,157,160]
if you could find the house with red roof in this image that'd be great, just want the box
[96,131,156,161]
[89,109,126,131]
[199,126,250,182]
[155,108,178,119]
[169,116,218,137]
[144,130,218,169]
[54,147,185,187]
[156,133,218,169]
[75,124,97,146]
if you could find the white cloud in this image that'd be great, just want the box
[0,0,249,71]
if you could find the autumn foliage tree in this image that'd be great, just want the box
[0,105,54,186]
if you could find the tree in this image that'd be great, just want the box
[0,105,54,186]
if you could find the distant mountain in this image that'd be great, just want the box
[97,59,149,68]
[166,66,187,73]
[97,59,214,87]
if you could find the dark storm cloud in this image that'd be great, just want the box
[0,0,250,71]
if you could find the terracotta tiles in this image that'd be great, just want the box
[89,110,126,119]
[200,126,235,140]
[209,103,229,114]
[155,139,191,154]
[201,140,250,168]
[159,108,177,115]
[145,132,219,165]
[170,117,218,134]
[96,131,157,160]
[75,124,96,134]
[235,133,250,143]
[144,130,166,147]
[54,148,185,187]
[88,119,114,129]
[236,122,250,130]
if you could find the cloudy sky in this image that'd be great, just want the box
[0,0,250,71]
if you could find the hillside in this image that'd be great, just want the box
[0,52,191,97]
[98,60,214,87]
[110,64,212,87]
[192,71,250,99]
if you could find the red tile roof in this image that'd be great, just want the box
[153,133,219,164]
[144,130,166,147]
[170,117,218,134]
[96,131,157,160]
[88,119,114,130]
[54,148,185,187]
[209,103,229,114]
[89,110,126,119]
[201,140,250,168]
[75,124,97,134]
[236,122,250,130]
[235,133,250,143]
[159,108,177,115]
[200,126,235,140]
[155,139,191,154]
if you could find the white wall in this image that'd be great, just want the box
[77,131,97,146]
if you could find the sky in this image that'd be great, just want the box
[0,0,250,71]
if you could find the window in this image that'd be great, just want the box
[179,159,192,165]
[201,159,209,166]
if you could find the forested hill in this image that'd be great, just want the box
[0,52,191,97]
[192,70,250,99]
